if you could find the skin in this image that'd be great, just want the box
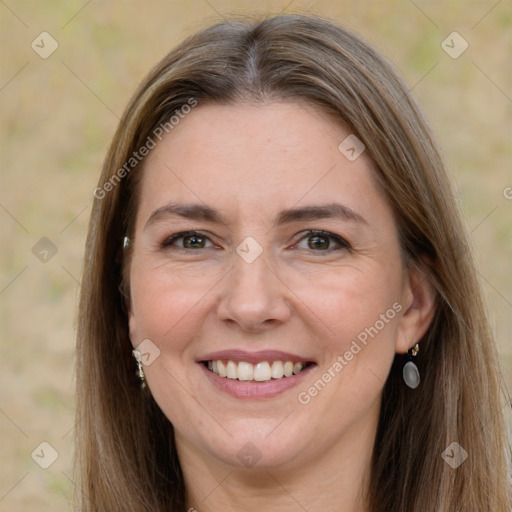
[127,100,436,512]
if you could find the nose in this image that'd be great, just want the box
[216,248,292,332]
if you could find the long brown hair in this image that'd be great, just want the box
[75,13,511,511]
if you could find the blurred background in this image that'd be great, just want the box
[0,0,510,509]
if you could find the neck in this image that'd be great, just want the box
[176,407,378,512]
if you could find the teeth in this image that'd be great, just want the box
[207,359,309,381]
[271,361,284,379]
[226,360,237,379]
[237,362,253,381]
[217,360,227,377]
[293,362,304,375]
[254,362,271,381]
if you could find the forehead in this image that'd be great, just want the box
[135,100,389,228]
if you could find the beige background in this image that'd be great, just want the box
[1,1,510,509]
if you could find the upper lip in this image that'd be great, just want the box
[197,350,315,365]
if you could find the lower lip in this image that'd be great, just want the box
[199,363,315,400]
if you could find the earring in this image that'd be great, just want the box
[403,343,420,389]
[123,236,130,249]
[132,349,147,389]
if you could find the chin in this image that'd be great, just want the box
[188,417,312,470]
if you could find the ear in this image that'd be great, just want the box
[128,305,138,348]
[121,251,137,346]
[125,286,139,348]
[395,263,437,354]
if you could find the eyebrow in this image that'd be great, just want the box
[144,201,369,231]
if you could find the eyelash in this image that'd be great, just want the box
[160,230,351,253]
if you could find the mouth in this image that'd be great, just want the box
[203,359,314,381]
[197,350,316,399]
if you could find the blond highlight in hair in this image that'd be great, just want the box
[75,14,511,511]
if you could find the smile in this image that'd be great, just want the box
[206,360,311,381]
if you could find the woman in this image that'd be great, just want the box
[75,13,511,512]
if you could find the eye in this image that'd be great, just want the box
[294,230,351,252]
[161,231,215,250]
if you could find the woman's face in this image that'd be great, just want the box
[128,100,424,471]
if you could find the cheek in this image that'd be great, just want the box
[292,261,402,344]
[291,269,401,432]
[128,260,221,347]
[297,263,402,405]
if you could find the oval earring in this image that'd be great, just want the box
[132,349,147,389]
[403,343,420,389]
